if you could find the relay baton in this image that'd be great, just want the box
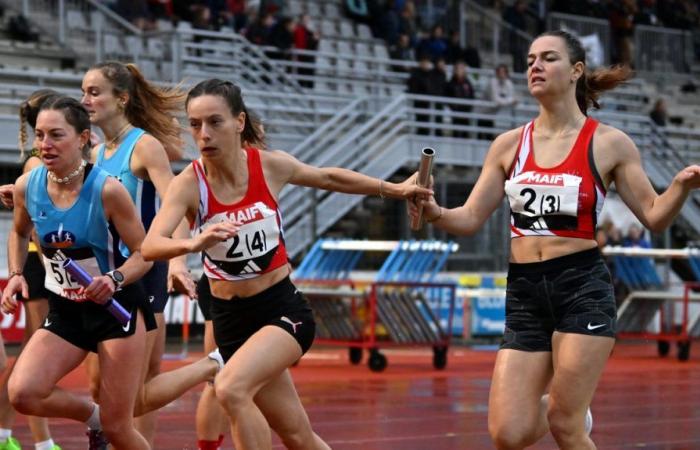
[61,258,131,327]
[410,147,436,230]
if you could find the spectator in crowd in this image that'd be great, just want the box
[398,1,418,45]
[609,0,637,66]
[115,0,152,29]
[226,0,249,31]
[624,224,652,248]
[650,98,669,127]
[407,53,433,135]
[268,16,295,60]
[502,0,528,73]
[293,14,319,88]
[245,11,275,45]
[416,24,448,62]
[389,33,415,72]
[478,64,517,140]
[429,57,448,137]
[446,60,475,138]
[635,0,661,26]
[379,0,401,46]
[445,30,482,69]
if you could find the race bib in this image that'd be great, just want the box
[505,171,582,218]
[42,255,101,301]
[201,202,281,276]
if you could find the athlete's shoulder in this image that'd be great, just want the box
[594,122,637,155]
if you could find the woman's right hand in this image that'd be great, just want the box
[407,193,441,223]
[190,221,241,253]
[1,275,28,314]
[0,184,15,209]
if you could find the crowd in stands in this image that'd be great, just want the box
[550,0,700,67]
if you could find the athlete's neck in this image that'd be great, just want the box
[535,95,586,136]
[101,118,132,147]
[203,146,247,185]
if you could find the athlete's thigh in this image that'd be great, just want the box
[549,332,614,414]
[218,325,302,393]
[254,369,310,435]
[489,349,553,427]
[23,299,49,338]
[97,311,149,418]
[11,329,87,394]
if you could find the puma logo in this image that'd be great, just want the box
[281,316,302,334]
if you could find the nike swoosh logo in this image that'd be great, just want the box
[587,323,606,331]
[44,318,51,327]
[122,320,131,332]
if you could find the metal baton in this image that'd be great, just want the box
[410,147,436,231]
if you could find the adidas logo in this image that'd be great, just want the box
[239,260,262,274]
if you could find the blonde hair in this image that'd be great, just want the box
[18,89,60,160]
[91,61,186,159]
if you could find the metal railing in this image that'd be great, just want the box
[547,12,610,65]
[634,25,694,74]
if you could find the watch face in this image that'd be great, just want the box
[112,270,125,283]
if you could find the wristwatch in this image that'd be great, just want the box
[106,270,125,290]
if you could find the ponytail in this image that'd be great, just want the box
[18,89,60,161]
[576,65,633,115]
[537,30,634,115]
[92,61,186,160]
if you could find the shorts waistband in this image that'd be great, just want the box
[210,276,295,306]
[508,247,602,276]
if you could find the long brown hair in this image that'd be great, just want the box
[91,61,186,158]
[536,30,633,115]
[186,79,265,148]
[18,89,60,160]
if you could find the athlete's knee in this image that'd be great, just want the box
[275,418,314,450]
[8,376,43,415]
[100,417,134,444]
[489,420,538,450]
[214,377,252,412]
[547,406,583,444]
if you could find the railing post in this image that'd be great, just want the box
[21,0,29,17]
[94,11,103,63]
[58,0,65,44]
[493,23,500,65]
[171,33,181,83]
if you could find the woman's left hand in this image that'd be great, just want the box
[674,165,700,191]
[82,275,116,305]
[168,262,196,298]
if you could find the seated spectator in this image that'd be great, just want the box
[389,33,415,72]
[609,0,637,66]
[490,64,517,109]
[115,0,152,29]
[379,0,401,45]
[398,1,418,45]
[650,98,668,126]
[429,57,448,137]
[446,60,475,138]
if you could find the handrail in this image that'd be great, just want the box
[85,0,142,35]
[464,0,533,42]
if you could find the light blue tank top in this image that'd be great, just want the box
[25,165,126,300]
[96,127,159,255]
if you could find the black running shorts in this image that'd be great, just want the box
[500,247,616,352]
[210,277,316,362]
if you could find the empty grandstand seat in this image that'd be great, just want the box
[125,36,144,57]
[320,19,336,37]
[66,10,88,30]
[357,24,372,40]
[339,22,355,39]
[324,3,341,18]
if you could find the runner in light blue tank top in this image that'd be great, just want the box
[96,127,159,256]
[25,164,124,294]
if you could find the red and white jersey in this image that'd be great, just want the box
[504,117,606,239]
[191,147,288,281]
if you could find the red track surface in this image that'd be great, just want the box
[7,342,700,449]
